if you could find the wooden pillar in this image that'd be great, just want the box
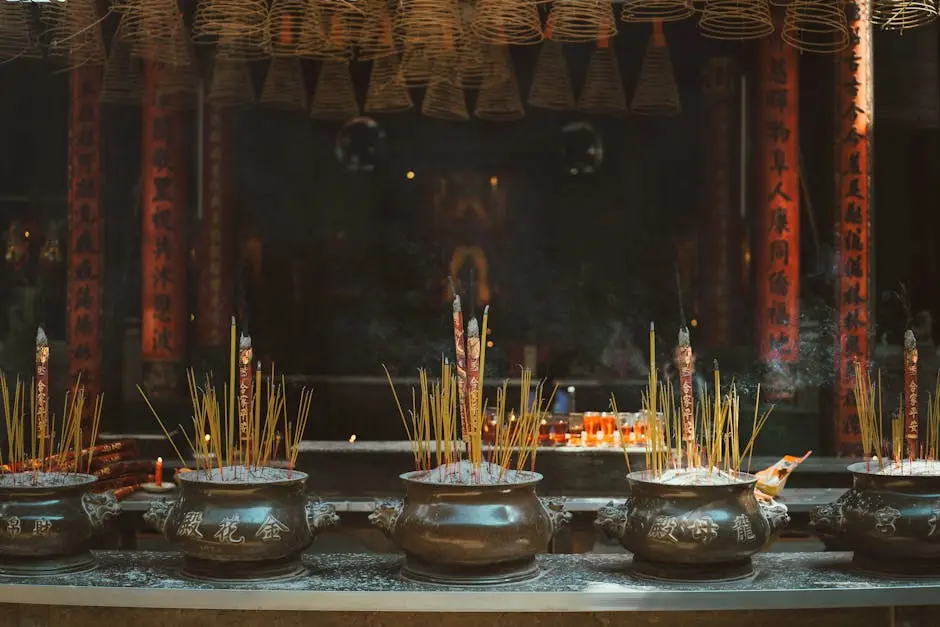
[195,107,235,348]
[700,57,736,350]
[834,2,873,454]
[141,62,187,398]
[755,34,800,399]
[67,65,104,419]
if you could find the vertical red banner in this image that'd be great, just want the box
[756,35,800,399]
[141,62,187,397]
[67,65,103,418]
[196,106,234,347]
[834,2,872,454]
[700,57,736,349]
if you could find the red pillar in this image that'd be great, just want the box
[141,62,187,397]
[700,57,736,350]
[196,106,235,347]
[755,34,800,399]
[834,2,873,454]
[67,66,104,420]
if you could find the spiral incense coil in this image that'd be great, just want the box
[422,61,469,120]
[474,45,524,121]
[192,0,268,43]
[630,24,680,115]
[357,0,398,61]
[310,60,361,120]
[527,40,575,110]
[152,61,198,109]
[366,53,414,112]
[621,0,695,22]
[207,54,257,108]
[546,0,618,43]
[457,30,488,88]
[470,0,544,45]
[301,6,359,61]
[401,42,447,87]
[267,0,313,57]
[100,27,144,105]
[577,43,627,116]
[781,0,849,54]
[396,0,462,48]
[0,3,42,61]
[259,57,308,110]
[118,0,192,66]
[698,0,774,40]
[42,0,106,66]
[872,0,938,30]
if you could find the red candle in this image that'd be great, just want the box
[155,457,163,487]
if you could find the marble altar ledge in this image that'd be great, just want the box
[0,552,937,613]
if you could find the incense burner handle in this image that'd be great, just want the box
[809,497,847,545]
[539,497,572,536]
[143,498,177,534]
[758,499,790,536]
[369,499,403,538]
[83,491,121,530]
[305,497,339,541]
[595,498,632,540]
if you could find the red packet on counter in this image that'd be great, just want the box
[755,451,812,497]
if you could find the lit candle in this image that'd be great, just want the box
[155,457,163,487]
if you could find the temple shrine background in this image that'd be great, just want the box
[0,10,937,455]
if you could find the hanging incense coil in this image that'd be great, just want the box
[422,60,469,120]
[547,0,618,43]
[698,0,774,40]
[366,53,414,112]
[192,0,269,45]
[357,0,398,61]
[299,5,359,61]
[402,42,452,87]
[100,27,144,106]
[474,46,524,121]
[621,0,695,22]
[267,0,312,57]
[207,51,256,108]
[0,3,41,61]
[577,43,627,116]
[118,0,192,66]
[470,0,544,45]
[41,0,106,66]
[396,0,463,48]
[259,57,308,110]
[527,40,575,110]
[457,30,487,89]
[630,24,680,115]
[781,0,849,53]
[311,60,361,120]
[872,0,938,30]
[153,61,198,109]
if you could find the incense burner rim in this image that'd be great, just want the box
[400,469,543,489]
[176,466,308,487]
[0,472,97,493]
[626,469,758,488]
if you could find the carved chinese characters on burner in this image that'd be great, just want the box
[646,515,718,545]
[835,8,871,448]
[758,38,799,374]
[68,67,103,391]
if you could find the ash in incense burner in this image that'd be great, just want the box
[145,466,337,581]
[0,473,119,576]
[371,461,569,585]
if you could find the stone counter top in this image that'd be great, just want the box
[0,552,936,612]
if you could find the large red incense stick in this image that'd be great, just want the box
[466,318,481,440]
[904,329,919,460]
[676,327,694,458]
[36,327,50,464]
[452,293,470,443]
[238,333,253,462]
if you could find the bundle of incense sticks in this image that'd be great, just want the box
[140,319,313,479]
[0,331,105,482]
[0,440,135,473]
[904,329,919,460]
[615,323,772,479]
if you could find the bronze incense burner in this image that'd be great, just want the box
[144,467,338,582]
[810,462,940,576]
[369,470,571,585]
[0,473,120,576]
[595,470,789,582]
